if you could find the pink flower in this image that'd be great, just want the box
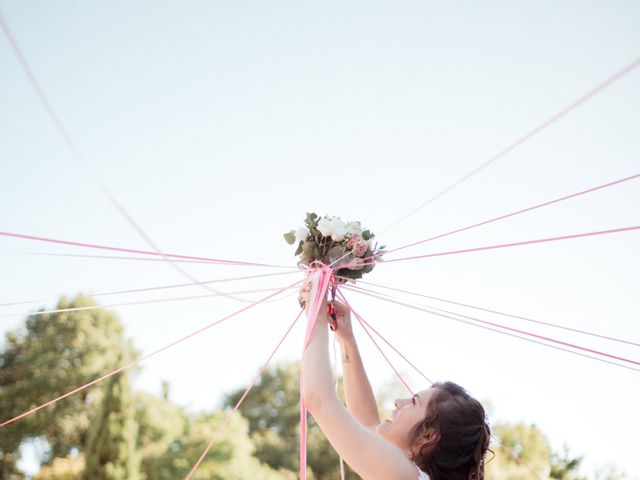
[348,233,362,248]
[351,242,368,257]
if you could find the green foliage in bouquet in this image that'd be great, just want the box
[284,213,385,280]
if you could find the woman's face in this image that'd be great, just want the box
[376,388,436,451]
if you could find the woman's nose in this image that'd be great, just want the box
[394,398,406,408]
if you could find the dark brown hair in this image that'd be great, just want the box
[410,381,491,480]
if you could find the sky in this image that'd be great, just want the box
[1,1,639,477]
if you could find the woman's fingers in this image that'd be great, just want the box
[332,300,349,318]
[298,275,314,308]
[298,276,352,329]
[298,292,308,308]
[299,273,329,311]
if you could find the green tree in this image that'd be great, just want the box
[486,423,564,480]
[550,445,586,480]
[223,361,358,480]
[33,455,84,480]
[0,295,136,476]
[134,391,188,480]
[182,410,296,480]
[488,423,588,480]
[83,369,140,480]
[593,464,629,480]
[132,385,294,480]
[486,422,551,479]
[138,407,293,480]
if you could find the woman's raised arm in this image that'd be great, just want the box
[332,300,381,428]
[301,278,418,480]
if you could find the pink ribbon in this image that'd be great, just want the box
[299,265,333,480]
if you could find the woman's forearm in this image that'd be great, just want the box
[301,315,335,412]
[340,337,380,427]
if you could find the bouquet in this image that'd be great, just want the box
[284,213,385,281]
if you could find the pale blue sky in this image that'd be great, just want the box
[1,1,639,477]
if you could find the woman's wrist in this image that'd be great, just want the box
[337,330,356,342]
[338,335,358,355]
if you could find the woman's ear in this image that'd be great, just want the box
[413,427,440,457]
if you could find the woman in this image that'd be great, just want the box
[300,280,491,480]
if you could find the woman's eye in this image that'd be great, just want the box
[411,397,416,405]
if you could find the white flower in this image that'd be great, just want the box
[345,221,361,234]
[295,226,309,242]
[317,216,347,241]
[330,219,347,242]
[331,230,345,242]
[317,217,334,237]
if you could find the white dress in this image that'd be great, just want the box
[416,466,430,479]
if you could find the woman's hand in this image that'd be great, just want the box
[330,300,355,344]
[298,275,313,309]
[298,275,330,325]
[298,277,355,342]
